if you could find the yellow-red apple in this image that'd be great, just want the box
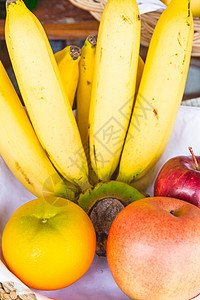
[107,197,200,300]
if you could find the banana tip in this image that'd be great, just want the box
[88,35,97,47]
[6,0,18,7]
[70,46,81,60]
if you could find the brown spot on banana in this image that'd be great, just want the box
[93,145,97,164]
[122,15,132,24]
[153,108,159,120]
[177,32,182,48]
[15,162,33,186]
[186,20,190,26]
[182,53,186,65]
[188,0,190,17]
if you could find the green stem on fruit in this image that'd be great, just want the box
[188,147,199,170]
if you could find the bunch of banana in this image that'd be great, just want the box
[4,0,193,194]
[5,0,90,191]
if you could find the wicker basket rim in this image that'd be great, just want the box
[68,0,200,56]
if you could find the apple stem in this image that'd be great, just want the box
[188,147,199,170]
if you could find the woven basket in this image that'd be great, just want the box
[69,0,200,57]
[141,10,200,57]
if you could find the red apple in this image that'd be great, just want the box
[154,149,200,207]
[107,197,200,300]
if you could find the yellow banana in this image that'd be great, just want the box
[0,61,75,199]
[76,35,98,185]
[5,0,90,191]
[55,45,81,107]
[117,0,194,184]
[77,35,97,151]
[161,0,200,17]
[190,0,200,17]
[89,0,141,181]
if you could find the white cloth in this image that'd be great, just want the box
[137,0,166,14]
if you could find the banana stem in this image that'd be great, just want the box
[69,46,81,61]
[88,35,97,47]
[6,0,17,7]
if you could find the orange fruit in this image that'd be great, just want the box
[2,196,96,290]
